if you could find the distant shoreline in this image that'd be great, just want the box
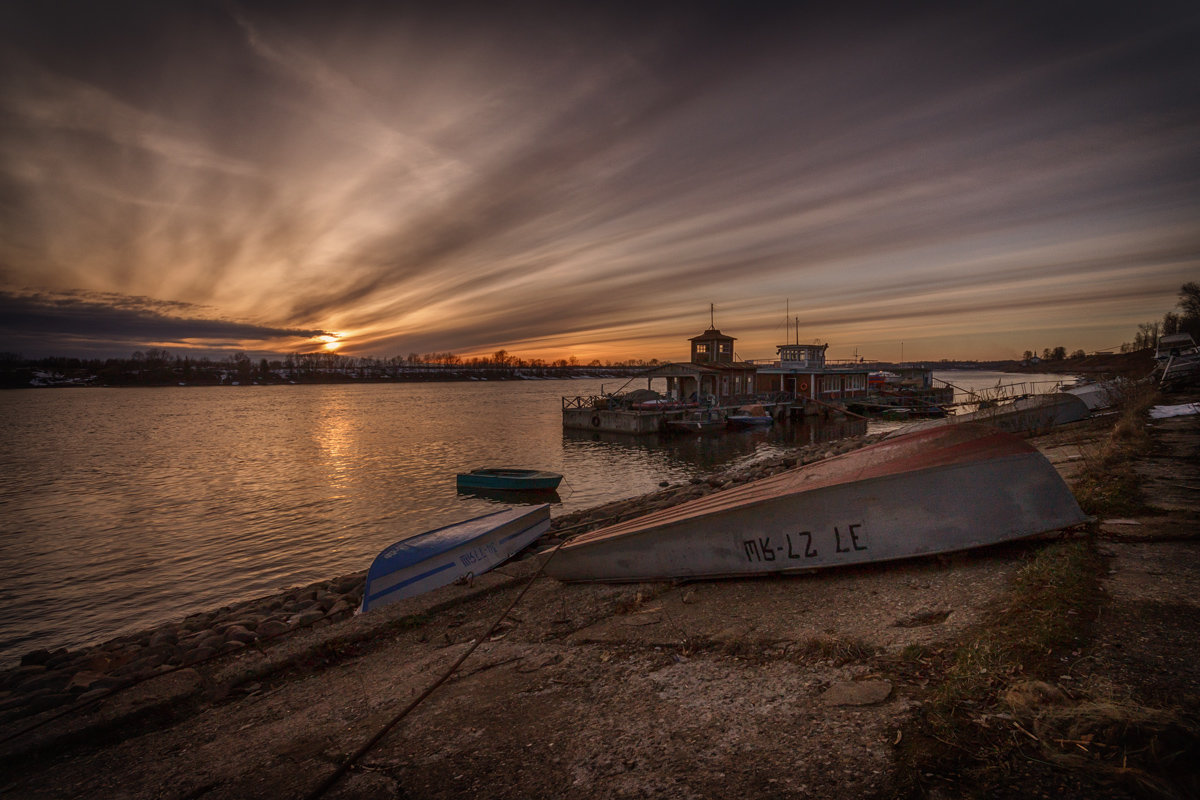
[1,348,1153,389]
[1,366,642,390]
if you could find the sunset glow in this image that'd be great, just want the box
[1,2,1197,362]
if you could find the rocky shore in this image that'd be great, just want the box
[0,432,886,732]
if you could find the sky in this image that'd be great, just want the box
[1,0,1198,363]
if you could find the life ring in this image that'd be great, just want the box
[798,381,809,392]
[591,415,601,427]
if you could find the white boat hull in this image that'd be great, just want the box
[546,424,1086,583]
[361,505,550,612]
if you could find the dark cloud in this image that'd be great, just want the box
[0,291,331,357]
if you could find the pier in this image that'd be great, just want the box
[561,393,798,434]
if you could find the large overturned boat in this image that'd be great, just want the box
[546,424,1087,583]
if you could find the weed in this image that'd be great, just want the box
[791,636,876,665]
[1070,383,1157,518]
[885,540,1107,797]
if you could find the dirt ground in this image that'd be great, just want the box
[1,392,1196,800]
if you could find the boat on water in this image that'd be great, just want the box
[545,423,1087,583]
[726,415,773,428]
[456,468,563,491]
[725,404,774,428]
[666,410,726,434]
[868,370,902,388]
[361,505,551,612]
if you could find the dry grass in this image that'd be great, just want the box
[1070,382,1158,518]
[790,635,877,666]
[880,381,1193,797]
[885,540,1107,796]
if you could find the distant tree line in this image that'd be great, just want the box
[1020,346,1089,363]
[1017,282,1199,362]
[1121,282,1200,353]
[0,348,655,389]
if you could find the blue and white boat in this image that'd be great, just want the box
[360,505,551,613]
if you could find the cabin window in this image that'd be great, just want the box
[695,344,707,354]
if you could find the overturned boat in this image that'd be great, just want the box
[546,424,1086,583]
[888,392,1090,438]
[361,505,550,612]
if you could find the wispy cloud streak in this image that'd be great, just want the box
[0,0,1197,359]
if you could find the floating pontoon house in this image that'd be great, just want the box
[646,326,760,405]
[753,341,870,405]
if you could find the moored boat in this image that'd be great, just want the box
[456,468,563,491]
[726,415,774,428]
[361,505,551,612]
[666,411,726,434]
[725,404,774,428]
[545,424,1086,583]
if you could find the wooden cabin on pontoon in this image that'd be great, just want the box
[753,341,870,406]
[646,326,760,405]
[561,323,762,434]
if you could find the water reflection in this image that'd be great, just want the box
[314,401,356,492]
[0,376,980,659]
[563,414,871,470]
[780,416,870,445]
[455,487,562,506]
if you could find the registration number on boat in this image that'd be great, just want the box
[460,542,499,567]
[742,524,867,563]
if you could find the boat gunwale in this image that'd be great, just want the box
[462,468,561,478]
[559,429,1080,549]
[375,505,550,565]
[562,450,1064,547]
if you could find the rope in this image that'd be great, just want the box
[303,541,566,800]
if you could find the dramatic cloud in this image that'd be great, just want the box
[1,0,1197,360]
[0,291,331,356]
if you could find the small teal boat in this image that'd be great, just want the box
[456,468,563,492]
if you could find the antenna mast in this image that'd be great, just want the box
[710,303,715,328]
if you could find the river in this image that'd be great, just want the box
[0,370,1074,661]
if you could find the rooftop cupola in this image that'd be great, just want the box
[689,327,736,364]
